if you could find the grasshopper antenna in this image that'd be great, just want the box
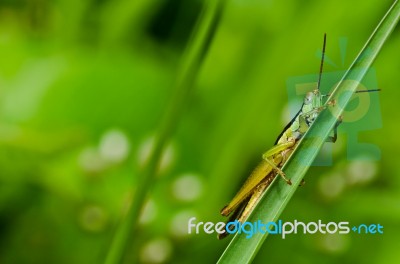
[323,89,381,97]
[355,89,381,93]
[317,33,327,91]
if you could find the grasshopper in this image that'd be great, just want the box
[218,34,379,239]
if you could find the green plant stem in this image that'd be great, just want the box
[217,1,400,263]
[104,1,226,263]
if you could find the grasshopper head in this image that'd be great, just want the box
[301,89,323,124]
[304,91,314,105]
[303,90,323,108]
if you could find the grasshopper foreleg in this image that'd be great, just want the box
[326,115,343,143]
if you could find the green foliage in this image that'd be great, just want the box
[0,0,400,264]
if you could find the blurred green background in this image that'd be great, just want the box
[0,0,399,263]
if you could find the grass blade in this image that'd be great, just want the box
[217,1,400,263]
[104,1,226,263]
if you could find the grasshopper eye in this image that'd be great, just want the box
[304,92,314,104]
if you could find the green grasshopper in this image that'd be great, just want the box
[218,34,379,239]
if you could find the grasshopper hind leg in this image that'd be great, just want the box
[262,157,291,184]
[261,141,295,185]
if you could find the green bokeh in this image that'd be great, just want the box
[0,0,399,263]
